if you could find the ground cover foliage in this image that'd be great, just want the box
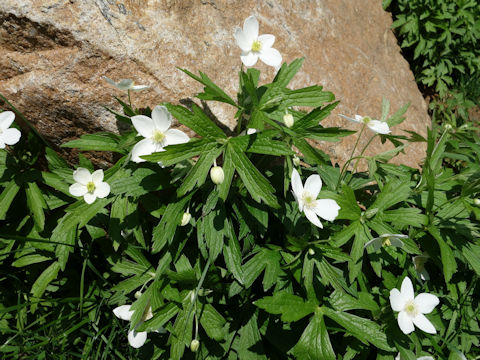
[1,14,480,360]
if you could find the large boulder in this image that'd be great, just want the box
[0,0,429,167]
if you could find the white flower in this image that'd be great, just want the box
[0,111,21,149]
[210,165,225,185]
[413,255,430,281]
[364,234,408,252]
[131,105,189,163]
[247,128,257,135]
[103,76,149,91]
[339,114,390,134]
[69,168,110,204]
[390,277,439,335]
[291,168,340,228]
[234,15,282,68]
[113,304,165,348]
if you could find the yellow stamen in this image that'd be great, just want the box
[404,300,418,316]
[382,238,392,247]
[251,40,262,52]
[152,130,165,144]
[86,181,95,193]
[362,116,371,124]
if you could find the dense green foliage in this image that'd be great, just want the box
[385,0,480,99]
[0,55,479,360]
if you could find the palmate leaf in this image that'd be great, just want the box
[293,313,335,360]
[228,142,279,208]
[142,138,217,166]
[254,291,317,322]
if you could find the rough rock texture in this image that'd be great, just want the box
[0,0,429,167]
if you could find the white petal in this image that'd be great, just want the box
[364,237,382,252]
[131,85,149,91]
[165,129,189,146]
[103,76,117,87]
[247,128,257,135]
[389,288,407,311]
[151,105,172,132]
[291,169,303,201]
[69,183,88,197]
[259,47,282,68]
[234,27,251,52]
[243,16,259,41]
[397,311,415,334]
[415,293,439,314]
[354,115,364,123]
[368,120,390,134]
[389,237,405,248]
[420,269,430,281]
[83,192,97,204]
[412,313,437,334]
[304,208,323,228]
[94,182,110,199]
[117,79,134,90]
[113,305,134,321]
[131,138,157,163]
[240,51,259,67]
[0,111,15,130]
[0,139,5,149]
[304,174,322,198]
[91,169,104,184]
[338,114,359,123]
[132,115,155,138]
[258,34,275,49]
[128,329,148,348]
[314,199,340,222]
[400,277,414,301]
[1,128,21,145]
[73,168,92,185]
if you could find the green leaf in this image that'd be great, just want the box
[54,226,77,271]
[281,86,335,108]
[199,303,227,341]
[292,138,329,165]
[140,302,178,332]
[293,313,335,360]
[30,261,61,313]
[12,254,51,267]
[229,142,279,208]
[61,133,126,153]
[387,102,409,127]
[323,307,392,351]
[178,68,237,107]
[462,242,480,276]
[218,143,235,200]
[272,58,304,88]
[224,222,244,284]
[254,291,317,322]
[25,182,47,230]
[0,180,20,220]
[428,225,457,282]
[165,103,227,139]
[142,138,217,165]
[292,102,339,130]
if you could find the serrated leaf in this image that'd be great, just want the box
[61,133,126,153]
[292,102,339,130]
[142,138,217,165]
[293,313,335,360]
[0,180,20,220]
[254,292,317,322]
[30,261,61,313]
[25,182,46,230]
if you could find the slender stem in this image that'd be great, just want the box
[337,124,366,186]
[127,89,132,109]
[349,133,378,179]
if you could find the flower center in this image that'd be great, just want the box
[152,130,165,144]
[382,238,391,247]
[142,306,153,321]
[86,181,96,193]
[302,192,317,209]
[251,40,262,52]
[404,300,418,317]
[362,116,371,124]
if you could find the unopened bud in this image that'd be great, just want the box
[247,128,257,135]
[292,155,300,166]
[180,212,191,226]
[210,166,224,185]
[474,199,480,206]
[308,248,315,255]
[283,113,294,128]
[445,124,453,130]
[190,339,200,352]
[135,291,142,299]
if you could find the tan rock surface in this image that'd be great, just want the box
[0,0,429,167]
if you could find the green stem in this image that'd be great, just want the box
[338,124,366,187]
[127,89,132,109]
[349,133,378,180]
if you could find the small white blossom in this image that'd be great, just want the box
[180,211,192,226]
[364,234,408,252]
[339,114,390,134]
[113,303,165,348]
[190,339,200,352]
[234,15,282,68]
[69,168,110,204]
[283,112,294,128]
[390,277,439,335]
[103,76,149,91]
[291,168,340,228]
[210,166,225,185]
[413,255,430,281]
[131,105,189,163]
[0,111,21,149]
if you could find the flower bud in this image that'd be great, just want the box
[210,166,224,185]
[474,199,480,206]
[190,339,200,352]
[292,155,300,166]
[445,124,453,130]
[308,248,315,256]
[135,291,142,299]
[283,113,294,128]
[180,212,191,226]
